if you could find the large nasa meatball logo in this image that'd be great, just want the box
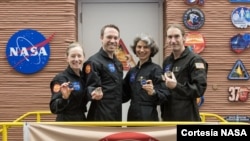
[6,29,54,74]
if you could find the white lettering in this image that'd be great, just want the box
[221,129,247,136]
[30,46,38,56]
[38,47,48,56]
[181,129,218,136]
[181,129,188,136]
[20,47,29,56]
[9,46,48,57]
[9,47,18,56]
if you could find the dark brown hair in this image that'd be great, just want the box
[100,24,120,37]
[166,23,185,37]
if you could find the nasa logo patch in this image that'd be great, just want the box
[130,72,136,83]
[183,8,205,30]
[108,63,116,72]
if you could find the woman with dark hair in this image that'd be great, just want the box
[123,33,169,121]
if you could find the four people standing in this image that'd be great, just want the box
[50,23,208,122]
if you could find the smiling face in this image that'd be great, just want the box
[166,27,186,53]
[101,27,120,55]
[66,45,85,73]
[135,40,151,64]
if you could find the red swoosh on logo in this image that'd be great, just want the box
[9,32,55,69]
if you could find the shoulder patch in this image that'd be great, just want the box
[85,64,91,74]
[195,62,205,69]
[53,84,61,93]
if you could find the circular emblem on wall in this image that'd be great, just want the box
[184,0,198,5]
[230,33,250,53]
[183,8,205,30]
[197,0,205,6]
[184,0,205,6]
[185,32,206,54]
[231,6,250,28]
[6,29,54,74]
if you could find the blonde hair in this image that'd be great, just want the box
[66,42,85,56]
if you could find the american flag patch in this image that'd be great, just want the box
[195,63,205,69]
